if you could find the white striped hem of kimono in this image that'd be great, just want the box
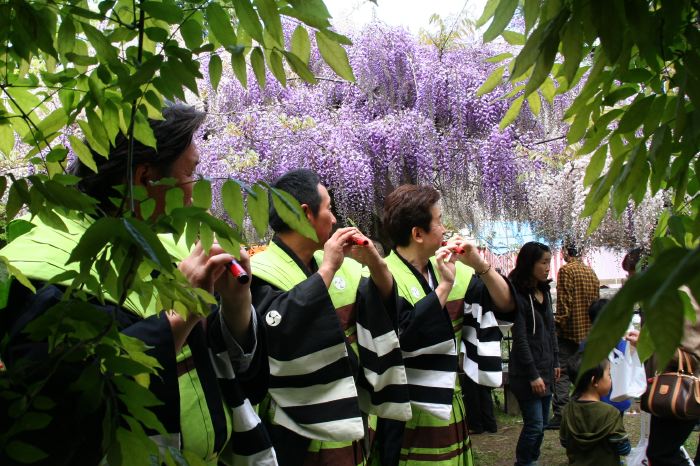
[401,339,456,359]
[411,401,453,421]
[405,368,456,389]
[362,365,409,392]
[356,323,401,358]
[268,342,348,377]
[269,375,359,407]
[273,405,365,442]
[358,388,412,420]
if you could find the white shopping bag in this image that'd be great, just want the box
[626,412,650,466]
[610,341,647,402]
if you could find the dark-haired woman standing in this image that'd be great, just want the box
[508,242,560,466]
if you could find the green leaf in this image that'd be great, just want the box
[232,0,264,44]
[255,0,284,46]
[540,76,556,103]
[560,20,584,85]
[123,218,173,270]
[476,0,499,28]
[620,68,653,83]
[209,54,222,90]
[180,18,204,50]
[106,427,154,466]
[482,0,518,43]
[0,175,7,200]
[267,49,286,86]
[81,23,119,65]
[199,222,213,253]
[280,0,331,29]
[499,95,524,130]
[69,135,98,173]
[67,217,122,264]
[485,52,513,63]
[0,123,15,156]
[315,31,355,82]
[567,110,590,144]
[5,441,48,463]
[527,92,541,116]
[250,47,266,88]
[133,111,157,149]
[649,125,672,194]
[501,30,525,45]
[283,51,317,84]
[291,25,311,65]
[271,188,318,241]
[523,0,539,32]
[165,188,184,215]
[6,262,36,293]
[192,179,212,209]
[247,183,269,237]
[476,66,504,96]
[616,95,654,134]
[142,0,183,24]
[6,179,30,220]
[57,18,76,56]
[231,49,248,88]
[222,180,245,226]
[77,119,109,158]
[584,145,607,187]
[206,3,237,47]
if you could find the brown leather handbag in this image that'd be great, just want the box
[641,349,700,420]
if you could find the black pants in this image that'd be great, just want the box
[646,415,696,465]
[461,374,497,433]
[552,337,579,418]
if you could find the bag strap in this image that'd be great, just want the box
[677,349,687,374]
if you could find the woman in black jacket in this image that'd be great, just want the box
[508,242,560,466]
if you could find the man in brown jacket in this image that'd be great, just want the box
[548,244,599,429]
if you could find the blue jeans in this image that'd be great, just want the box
[515,395,551,466]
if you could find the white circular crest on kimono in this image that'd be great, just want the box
[411,287,421,298]
[333,276,346,290]
[265,310,282,327]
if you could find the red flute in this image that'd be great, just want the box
[441,241,464,254]
[347,236,369,246]
[228,259,250,284]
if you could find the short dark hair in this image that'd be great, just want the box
[565,243,580,257]
[622,248,643,273]
[383,185,440,247]
[70,103,205,213]
[568,350,609,398]
[508,242,551,293]
[587,298,609,323]
[269,169,321,233]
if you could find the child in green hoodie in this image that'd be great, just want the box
[559,352,631,465]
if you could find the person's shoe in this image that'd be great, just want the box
[545,416,561,430]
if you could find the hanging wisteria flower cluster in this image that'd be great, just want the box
[195,20,663,249]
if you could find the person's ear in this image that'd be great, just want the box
[134,164,156,187]
[412,226,423,244]
[301,203,313,221]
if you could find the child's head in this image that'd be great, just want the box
[587,298,610,324]
[568,350,612,399]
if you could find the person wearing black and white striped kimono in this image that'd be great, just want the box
[250,169,411,466]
